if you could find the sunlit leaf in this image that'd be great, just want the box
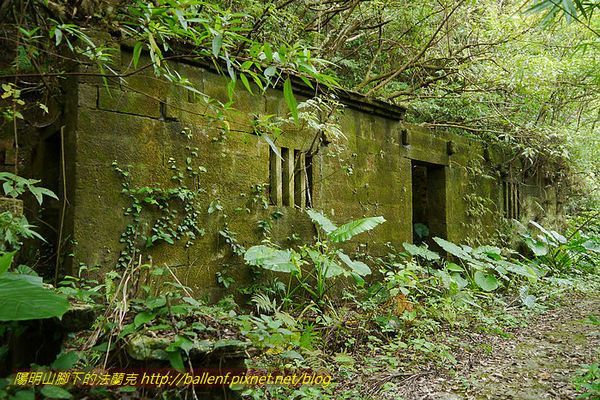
[403,242,440,261]
[306,209,337,234]
[337,251,371,276]
[244,245,298,273]
[474,271,499,291]
[329,216,385,243]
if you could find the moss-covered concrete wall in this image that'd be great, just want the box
[54,46,560,297]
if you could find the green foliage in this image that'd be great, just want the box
[244,210,384,306]
[572,363,600,399]
[0,2,598,398]
[0,173,58,252]
[519,220,600,274]
[244,245,297,273]
[0,213,44,252]
[528,0,598,27]
[0,174,67,322]
[326,216,386,243]
[403,242,440,261]
[0,274,68,323]
[112,153,206,267]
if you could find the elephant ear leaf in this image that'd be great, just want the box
[583,239,600,253]
[307,250,345,278]
[0,277,69,321]
[328,216,385,243]
[474,271,499,292]
[306,209,338,234]
[403,243,440,261]
[337,251,371,276]
[524,237,548,256]
[433,237,471,260]
[244,245,298,273]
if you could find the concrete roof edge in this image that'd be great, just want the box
[120,42,407,121]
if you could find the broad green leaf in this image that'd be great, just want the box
[337,251,371,276]
[51,351,80,370]
[167,350,185,372]
[524,237,548,256]
[1,271,43,286]
[283,77,298,123]
[307,250,344,278]
[40,386,72,399]
[226,78,236,102]
[473,245,502,260]
[582,239,600,253]
[433,237,472,260]
[0,277,69,321]
[244,245,298,273]
[474,271,499,292]
[499,260,538,279]
[451,273,468,289]
[30,187,58,205]
[263,43,273,62]
[11,390,35,400]
[239,73,253,94]
[281,350,304,360]
[436,270,456,290]
[413,223,429,239]
[260,133,282,160]
[167,335,194,354]
[402,242,440,261]
[529,221,556,242]
[306,209,337,233]
[134,311,156,328]
[519,286,536,308]
[329,216,386,243]
[446,262,463,272]
[550,230,567,244]
[0,251,16,274]
[522,295,536,308]
[264,65,276,77]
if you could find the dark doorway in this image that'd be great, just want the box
[411,161,447,246]
[29,131,62,278]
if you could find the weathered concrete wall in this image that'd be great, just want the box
[39,46,559,296]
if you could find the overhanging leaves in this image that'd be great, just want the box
[0,277,69,321]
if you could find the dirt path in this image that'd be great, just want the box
[406,295,600,400]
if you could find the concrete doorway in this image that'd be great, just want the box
[411,160,447,246]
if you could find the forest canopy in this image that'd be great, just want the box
[1,2,600,400]
[1,0,598,208]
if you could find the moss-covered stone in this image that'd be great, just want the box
[62,46,561,296]
[0,198,22,214]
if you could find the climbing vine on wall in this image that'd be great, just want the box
[112,147,206,267]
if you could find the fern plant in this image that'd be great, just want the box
[244,210,385,307]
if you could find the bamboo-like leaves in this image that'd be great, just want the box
[283,77,298,123]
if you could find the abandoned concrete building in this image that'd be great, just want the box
[1,44,561,298]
